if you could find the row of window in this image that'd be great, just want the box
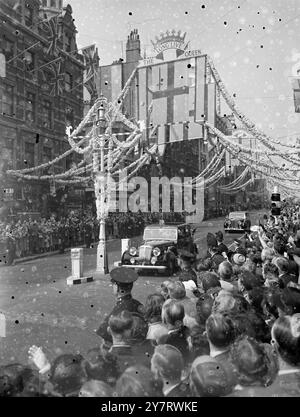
[0,84,75,127]
[2,33,73,63]
[2,43,75,91]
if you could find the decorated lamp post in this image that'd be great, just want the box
[94,95,110,274]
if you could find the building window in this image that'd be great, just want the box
[42,0,47,6]
[24,51,35,71]
[65,72,73,92]
[25,92,35,123]
[43,146,52,163]
[24,142,35,167]
[51,0,56,7]
[0,84,14,116]
[24,4,34,27]
[65,33,72,53]
[3,38,14,62]
[41,100,52,128]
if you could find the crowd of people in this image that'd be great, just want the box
[1,205,300,397]
[0,210,186,264]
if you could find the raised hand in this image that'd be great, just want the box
[28,345,51,373]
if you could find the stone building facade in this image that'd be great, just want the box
[0,0,85,217]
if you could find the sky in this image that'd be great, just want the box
[67,0,300,145]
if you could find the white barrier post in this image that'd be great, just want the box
[71,248,83,278]
[67,248,93,286]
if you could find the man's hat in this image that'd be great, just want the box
[110,267,138,284]
[232,253,246,266]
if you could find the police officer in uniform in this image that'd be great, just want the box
[96,267,144,345]
[177,250,198,287]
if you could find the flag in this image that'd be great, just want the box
[82,45,99,99]
[137,56,207,155]
[49,60,65,96]
[43,15,62,56]
[292,77,300,113]
[82,44,99,81]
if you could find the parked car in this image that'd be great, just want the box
[224,211,251,234]
[118,223,197,275]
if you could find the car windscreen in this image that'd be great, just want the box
[143,228,178,241]
[228,212,245,221]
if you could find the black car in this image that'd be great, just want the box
[118,224,197,275]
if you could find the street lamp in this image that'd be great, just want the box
[93,95,109,274]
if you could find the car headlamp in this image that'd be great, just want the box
[129,247,137,256]
[152,247,161,257]
[151,256,157,265]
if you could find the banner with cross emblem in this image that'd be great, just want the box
[137,55,209,155]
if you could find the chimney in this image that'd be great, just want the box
[126,29,141,63]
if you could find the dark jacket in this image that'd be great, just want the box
[96,294,144,343]
[279,273,298,288]
[108,345,136,375]
[131,339,155,369]
[217,242,229,255]
[158,326,190,363]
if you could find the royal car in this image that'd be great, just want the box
[224,211,250,234]
[119,224,196,275]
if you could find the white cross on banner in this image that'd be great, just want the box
[137,56,211,155]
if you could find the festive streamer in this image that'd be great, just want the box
[206,122,300,174]
[206,123,300,185]
[221,178,253,193]
[218,167,251,190]
[208,56,300,167]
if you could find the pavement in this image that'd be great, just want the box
[12,237,121,265]
[0,211,265,366]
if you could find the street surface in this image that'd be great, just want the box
[0,211,265,365]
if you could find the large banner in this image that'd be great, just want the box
[137,55,215,155]
[99,63,123,103]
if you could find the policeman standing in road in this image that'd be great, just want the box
[177,250,198,287]
[96,267,144,346]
